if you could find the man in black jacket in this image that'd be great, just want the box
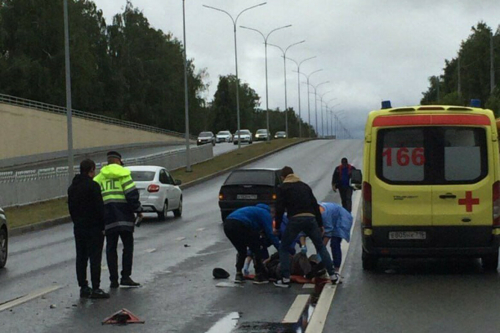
[68,159,109,299]
[273,166,337,287]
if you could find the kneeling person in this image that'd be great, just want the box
[224,204,280,284]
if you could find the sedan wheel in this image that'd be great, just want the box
[0,228,8,268]
[157,201,168,221]
[174,197,183,217]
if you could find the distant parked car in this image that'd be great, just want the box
[274,131,287,139]
[233,129,253,145]
[255,129,270,141]
[218,168,282,222]
[197,131,216,146]
[216,130,233,143]
[127,166,183,220]
[0,207,8,268]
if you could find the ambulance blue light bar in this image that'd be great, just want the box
[381,100,392,109]
[470,99,481,107]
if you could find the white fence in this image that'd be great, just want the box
[0,145,213,207]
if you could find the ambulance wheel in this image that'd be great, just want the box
[362,249,378,271]
[481,252,498,271]
[0,228,7,268]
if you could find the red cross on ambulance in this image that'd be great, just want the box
[458,191,480,212]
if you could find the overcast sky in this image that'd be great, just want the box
[92,0,500,138]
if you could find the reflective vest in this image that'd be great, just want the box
[94,164,141,233]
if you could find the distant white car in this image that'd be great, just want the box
[0,207,7,268]
[216,130,233,143]
[233,129,253,145]
[127,166,183,220]
[255,129,270,141]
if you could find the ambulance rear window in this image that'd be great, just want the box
[376,127,487,185]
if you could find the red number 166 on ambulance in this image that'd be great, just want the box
[350,100,500,271]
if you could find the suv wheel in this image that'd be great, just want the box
[173,197,183,217]
[157,201,168,221]
[0,228,8,268]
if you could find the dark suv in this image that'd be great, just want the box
[0,208,8,268]
[218,168,282,222]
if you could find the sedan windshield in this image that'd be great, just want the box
[199,132,212,137]
[218,131,229,135]
[224,170,275,185]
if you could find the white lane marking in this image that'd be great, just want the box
[302,284,315,289]
[215,282,242,288]
[197,228,205,232]
[0,285,61,312]
[146,248,157,253]
[176,237,186,241]
[282,294,311,324]
[304,191,362,333]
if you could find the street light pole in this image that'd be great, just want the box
[182,0,192,172]
[305,81,329,137]
[203,3,267,149]
[318,91,333,137]
[323,100,339,137]
[295,69,323,137]
[268,41,305,138]
[287,56,316,138]
[63,0,74,184]
[240,24,292,142]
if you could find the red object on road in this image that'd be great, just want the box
[102,308,145,325]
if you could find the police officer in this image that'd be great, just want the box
[94,151,142,288]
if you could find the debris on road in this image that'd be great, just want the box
[50,304,57,309]
[102,308,145,325]
[184,244,190,247]
[213,268,230,279]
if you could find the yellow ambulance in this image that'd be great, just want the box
[357,101,500,270]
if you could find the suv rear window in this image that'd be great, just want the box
[224,170,275,185]
[130,171,156,181]
[376,126,487,185]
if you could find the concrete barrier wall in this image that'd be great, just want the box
[0,144,213,207]
[0,103,182,160]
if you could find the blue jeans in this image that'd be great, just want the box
[330,237,342,269]
[279,216,334,279]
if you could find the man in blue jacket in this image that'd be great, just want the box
[224,203,280,284]
[319,202,353,282]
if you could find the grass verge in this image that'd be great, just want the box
[5,138,306,230]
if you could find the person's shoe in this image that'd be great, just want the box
[331,272,341,284]
[273,278,291,288]
[252,274,269,285]
[120,277,140,287]
[234,272,245,283]
[90,288,110,299]
[110,280,119,289]
[80,286,92,298]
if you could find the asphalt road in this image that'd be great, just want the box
[0,139,363,333]
[5,141,245,172]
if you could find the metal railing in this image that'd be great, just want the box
[0,93,190,138]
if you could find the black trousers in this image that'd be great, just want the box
[339,187,353,212]
[106,230,134,282]
[223,219,264,275]
[74,229,104,289]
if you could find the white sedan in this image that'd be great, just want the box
[126,166,183,220]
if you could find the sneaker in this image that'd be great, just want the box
[110,280,119,289]
[234,272,245,283]
[331,272,341,284]
[120,277,141,287]
[252,274,269,285]
[273,278,291,288]
[90,288,110,299]
[80,286,92,298]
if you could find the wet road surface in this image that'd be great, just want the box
[0,139,362,333]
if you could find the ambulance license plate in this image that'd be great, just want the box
[237,194,258,200]
[389,231,426,240]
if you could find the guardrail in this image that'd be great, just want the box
[0,145,213,207]
[0,93,194,139]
